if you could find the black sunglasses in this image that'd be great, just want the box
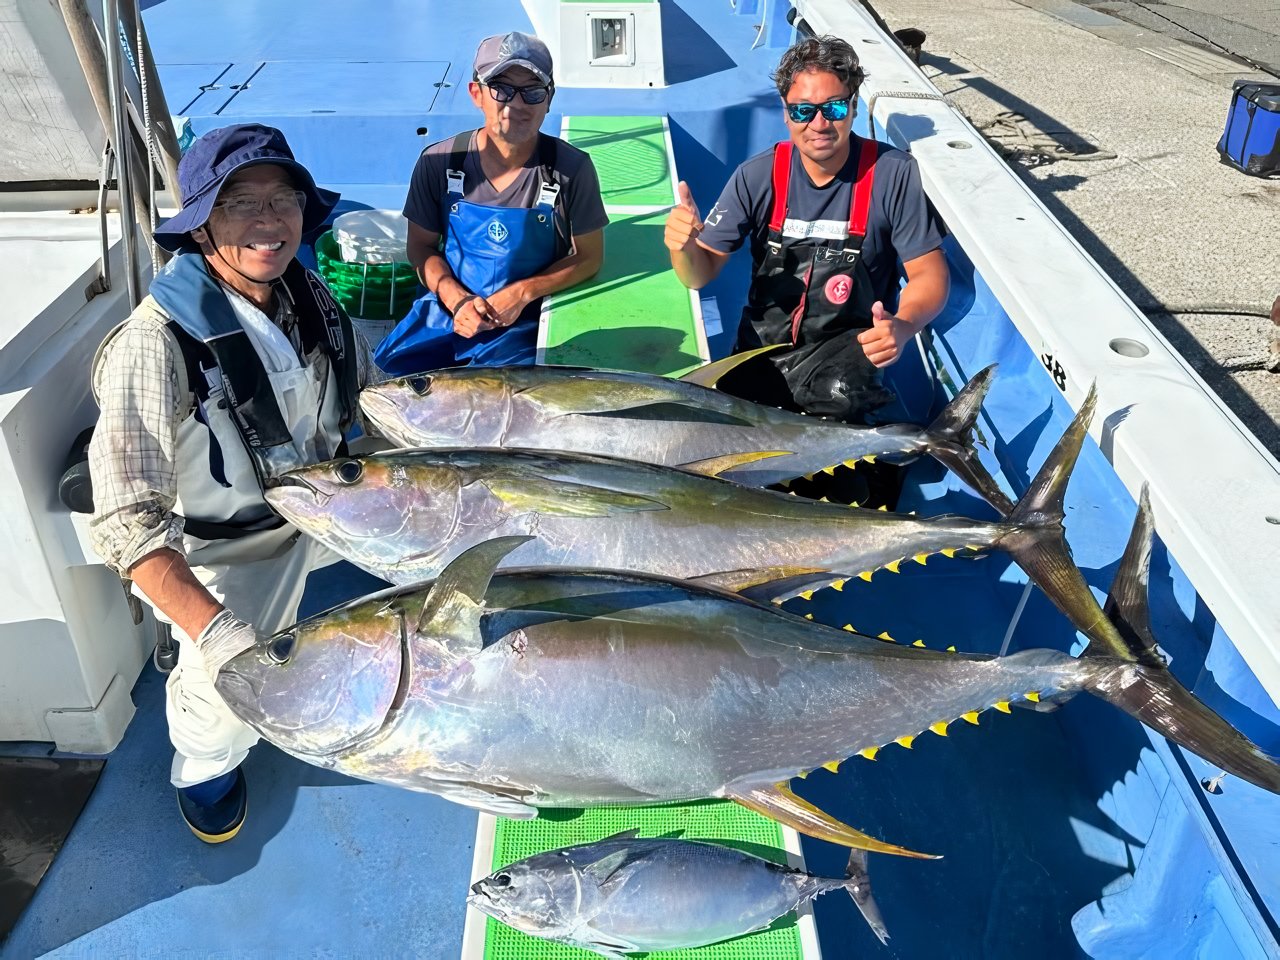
[484,80,552,105]
[785,97,852,124]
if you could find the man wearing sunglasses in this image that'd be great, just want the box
[378,31,607,375]
[665,36,950,435]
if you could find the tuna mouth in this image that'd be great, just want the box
[264,474,332,507]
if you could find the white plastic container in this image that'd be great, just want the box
[334,209,410,264]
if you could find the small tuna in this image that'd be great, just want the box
[358,356,1014,512]
[469,831,888,958]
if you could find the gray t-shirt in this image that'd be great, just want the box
[403,130,609,239]
[699,139,947,307]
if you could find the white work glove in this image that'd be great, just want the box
[195,609,258,675]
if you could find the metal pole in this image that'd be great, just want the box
[103,0,141,307]
[57,0,154,232]
[118,0,182,202]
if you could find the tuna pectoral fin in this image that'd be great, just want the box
[922,364,1015,515]
[481,477,669,518]
[844,849,890,945]
[726,782,939,859]
[679,343,787,388]
[677,450,793,479]
[416,536,534,651]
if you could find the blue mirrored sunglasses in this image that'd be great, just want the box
[785,97,852,124]
[485,80,552,105]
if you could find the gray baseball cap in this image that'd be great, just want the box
[473,31,554,85]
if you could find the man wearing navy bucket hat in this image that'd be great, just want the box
[376,31,608,375]
[88,123,381,842]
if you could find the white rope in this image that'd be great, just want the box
[134,4,159,273]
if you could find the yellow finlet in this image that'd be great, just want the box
[885,559,901,574]
[858,570,874,582]
[799,590,815,601]
[822,465,837,476]
[858,746,879,761]
[965,544,982,552]
[877,504,889,512]
[895,735,915,749]
[929,721,949,737]
[831,579,845,591]
[804,613,814,621]
[961,711,980,725]
[1026,691,1041,703]
[911,639,926,648]
[843,458,859,469]
[822,760,841,773]
[796,768,809,779]
[994,700,1012,714]
[842,624,855,632]
[802,472,815,482]
[913,553,929,566]
[818,496,830,503]
[877,631,896,643]
[946,645,957,653]
[940,547,958,559]
[864,455,877,464]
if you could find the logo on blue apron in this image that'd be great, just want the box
[487,220,509,243]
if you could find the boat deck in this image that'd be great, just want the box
[3,0,1279,957]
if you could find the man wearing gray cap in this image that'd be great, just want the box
[376,31,608,374]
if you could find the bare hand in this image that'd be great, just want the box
[664,180,704,253]
[857,301,910,368]
[452,293,496,338]
[485,283,532,328]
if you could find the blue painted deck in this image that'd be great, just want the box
[5,0,1280,957]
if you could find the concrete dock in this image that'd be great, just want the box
[869,0,1280,453]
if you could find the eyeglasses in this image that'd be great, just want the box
[785,97,852,124]
[214,190,307,221]
[484,80,552,105]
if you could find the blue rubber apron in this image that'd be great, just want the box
[375,135,561,375]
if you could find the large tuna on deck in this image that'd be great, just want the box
[358,357,1014,512]
[213,506,1280,857]
[270,390,1133,664]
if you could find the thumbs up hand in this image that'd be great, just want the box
[665,180,705,253]
[856,301,908,368]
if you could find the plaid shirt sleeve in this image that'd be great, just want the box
[88,305,192,576]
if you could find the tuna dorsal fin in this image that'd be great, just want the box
[416,536,533,652]
[481,477,669,518]
[679,343,787,388]
[1099,483,1165,669]
[725,782,939,859]
[599,827,643,843]
[677,450,793,478]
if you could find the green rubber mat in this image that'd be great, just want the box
[484,800,808,959]
[542,210,701,376]
[563,116,674,209]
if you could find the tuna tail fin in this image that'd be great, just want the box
[842,849,890,945]
[920,365,1015,515]
[1080,488,1280,794]
[996,385,1136,662]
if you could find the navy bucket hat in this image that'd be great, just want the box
[154,123,340,253]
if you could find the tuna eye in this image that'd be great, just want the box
[493,873,511,888]
[267,632,295,664]
[336,460,363,484]
[408,375,431,396]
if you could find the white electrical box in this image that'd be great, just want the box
[522,0,665,88]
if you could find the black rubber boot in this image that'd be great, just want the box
[177,767,247,843]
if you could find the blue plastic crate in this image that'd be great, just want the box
[1217,80,1280,177]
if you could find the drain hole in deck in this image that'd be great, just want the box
[1109,338,1150,358]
